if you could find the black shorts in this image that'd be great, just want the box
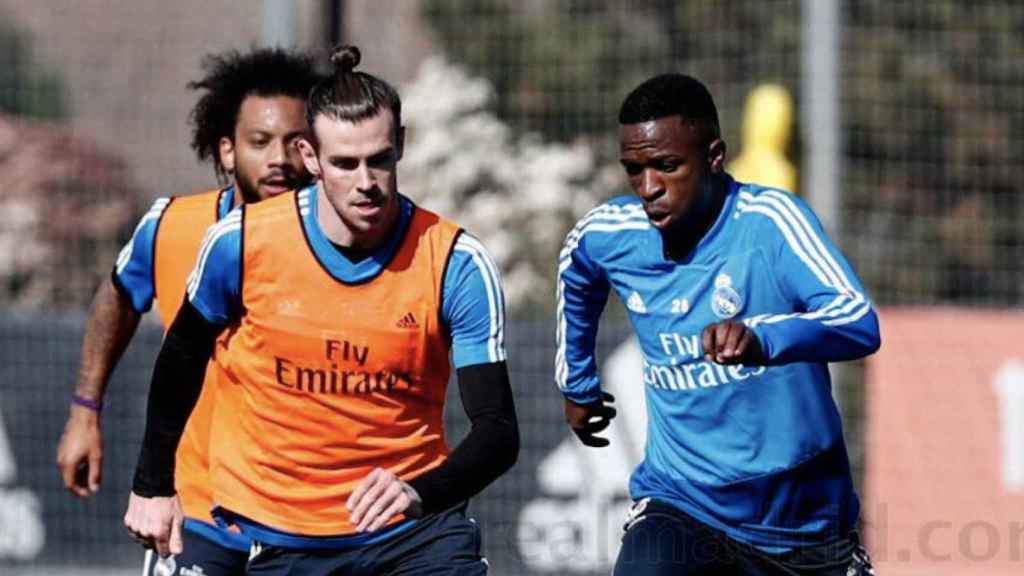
[143,526,248,576]
[613,498,874,576]
[245,505,487,576]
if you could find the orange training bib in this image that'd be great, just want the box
[153,188,229,524]
[209,191,460,535]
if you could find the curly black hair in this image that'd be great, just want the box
[188,47,322,179]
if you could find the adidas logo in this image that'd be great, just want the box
[396,312,419,329]
[626,291,647,314]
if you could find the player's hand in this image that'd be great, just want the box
[347,467,423,533]
[124,492,184,557]
[564,392,617,448]
[702,319,765,365]
[56,405,103,497]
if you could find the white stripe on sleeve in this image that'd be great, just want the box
[455,234,506,363]
[115,197,171,275]
[185,211,241,301]
[737,191,868,328]
[555,203,648,390]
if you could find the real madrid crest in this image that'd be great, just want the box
[711,272,743,319]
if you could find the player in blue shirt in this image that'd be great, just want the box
[557,74,879,575]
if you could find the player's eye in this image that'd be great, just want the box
[367,150,396,169]
[621,162,642,177]
[332,158,360,171]
[658,162,680,173]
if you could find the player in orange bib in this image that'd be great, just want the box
[124,45,519,574]
[56,48,322,575]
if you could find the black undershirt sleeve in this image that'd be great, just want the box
[409,361,520,514]
[132,299,221,497]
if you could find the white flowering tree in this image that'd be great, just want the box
[401,57,621,313]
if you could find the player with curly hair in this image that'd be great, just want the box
[56,47,322,576]
[124,45,518,575]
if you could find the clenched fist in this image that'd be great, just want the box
[701,320,765,365]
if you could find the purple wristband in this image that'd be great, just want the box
[71,394,103,413]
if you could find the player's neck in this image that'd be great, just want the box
[661,177,725,261]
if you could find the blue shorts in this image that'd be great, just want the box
[246,505,487,576]
[143,525,248,576]
[614,499,873,576]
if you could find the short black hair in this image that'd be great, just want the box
[619,74,721,143]
[188,47,322,179]
[306,45,402,142]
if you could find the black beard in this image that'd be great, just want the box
[233,170,313,204]
[235,174,262,204]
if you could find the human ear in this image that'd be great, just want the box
[218,137,236,174]
[297,138,321,177]
[707,139,727,174]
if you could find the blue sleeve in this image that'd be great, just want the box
[442,233,507,368]
[555,214,611,404]
[185,207,243,326]
[743,191,881,364]
[113,197,172,314]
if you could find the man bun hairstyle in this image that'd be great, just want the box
[330,44,361,73]
[188,47,322,179]
[619,74,721,145]
[306,44,402,141]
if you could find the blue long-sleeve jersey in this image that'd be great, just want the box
[556,175,880,551]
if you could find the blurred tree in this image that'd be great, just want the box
[422,0,801,156]
[425,0,1022,306]
[0,117,139,310]
[0,18,66,119]
[0,12,136,311]
[424,0,668,145]
[400,56,619,312]
[843,0,1023,305]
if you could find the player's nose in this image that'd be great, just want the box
[639,168,664,200]
[267,139,287,166]
[354,163,374,190]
